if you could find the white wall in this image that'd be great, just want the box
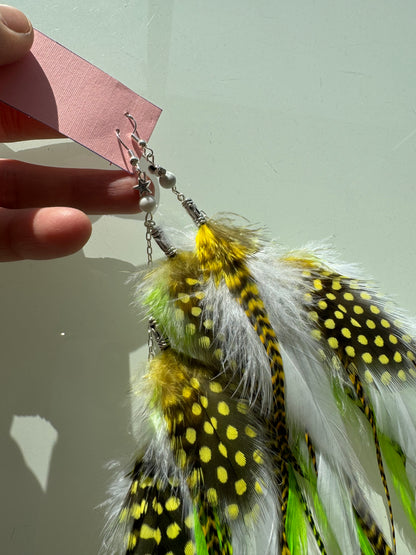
[2,2,416,553]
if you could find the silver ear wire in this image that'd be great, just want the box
[125,112,155,163]
[124,112,177,189]
[115,125,156,214]
[125,112,144,145]
[116,128,140,167]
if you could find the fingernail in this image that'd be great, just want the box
[0,5,31,34]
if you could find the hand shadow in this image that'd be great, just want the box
[0,250,148,555]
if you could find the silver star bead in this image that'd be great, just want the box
[133,177,152,195]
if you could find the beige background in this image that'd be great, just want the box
[1,1,416,553]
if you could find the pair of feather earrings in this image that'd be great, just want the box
[105,114,416,555]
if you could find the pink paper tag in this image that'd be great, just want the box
[0,29,162,170]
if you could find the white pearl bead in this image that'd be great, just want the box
[159,171,176,189]
[139,195,156,212]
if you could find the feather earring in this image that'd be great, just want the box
[106,114,416,555]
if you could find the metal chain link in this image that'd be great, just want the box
[144,212,154,266]
[144,212,155,360]
[171,185,185,203]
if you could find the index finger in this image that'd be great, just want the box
[0,102,63,142]
[0,159,141,214]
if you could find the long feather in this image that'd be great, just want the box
[107,212,416,554]
[116,343,276,554]
[286,465,308,554]
[194,219,293,551]
[379,434,416,536]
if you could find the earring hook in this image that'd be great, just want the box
[118,112,176,190]
[125,112,143,144]
[125,112,155,162]
[115,128,136,159]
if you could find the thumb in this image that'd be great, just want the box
[0,4,33,65]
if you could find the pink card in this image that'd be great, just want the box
[0,29,162,170]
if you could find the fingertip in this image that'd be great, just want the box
[0,207,92,261]
[0,5,33,65]
[32,207,92,259]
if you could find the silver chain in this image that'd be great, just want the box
[171,185,185,203]
[144,212,154,266]
[144,212,155,360]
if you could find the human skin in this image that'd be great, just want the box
[0,4,140,261]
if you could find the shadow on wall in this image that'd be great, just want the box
[0,251,148,555]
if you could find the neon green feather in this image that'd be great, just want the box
[144,284,191,349]
[193,507,209,555]
[355,517,375,555]
[144,284,171,324]
[379,433,416,534]
[294,443,340,554]
[286,465,308,554]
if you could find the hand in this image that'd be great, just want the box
[0,5,140,262]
